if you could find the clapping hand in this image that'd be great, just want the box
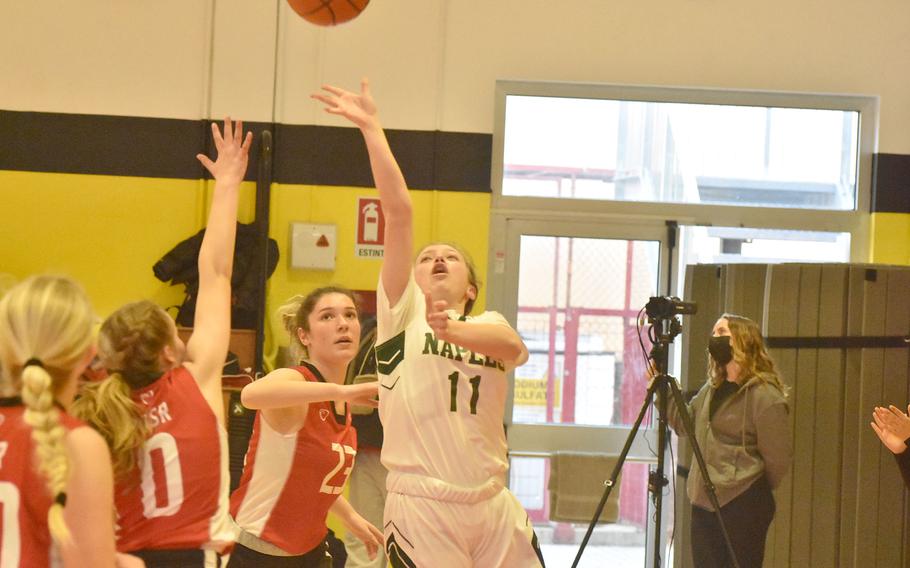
[871,404,910,454]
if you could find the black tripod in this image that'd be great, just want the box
[571,298,740,568]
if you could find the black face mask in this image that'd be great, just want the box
[708,336,733,366]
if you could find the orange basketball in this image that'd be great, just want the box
[287,0,370,26]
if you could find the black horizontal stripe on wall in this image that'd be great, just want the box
[273,124,492,192]
[1,110,210,180]
[0,110,493,192]
[872,153,910,214]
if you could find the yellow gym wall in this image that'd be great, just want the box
[870,212,910,265]
[0,170,264,314]
[0,170,206,314]
[0,168,489,369]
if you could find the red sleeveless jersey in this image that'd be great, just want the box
[114,367,233,553]
[0,399,83,568]
[230,364,357,555]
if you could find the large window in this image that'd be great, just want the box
[500,90,869,212]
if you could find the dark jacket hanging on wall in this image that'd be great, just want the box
[153,222,279,329]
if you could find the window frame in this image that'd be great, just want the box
[491,80,878,261]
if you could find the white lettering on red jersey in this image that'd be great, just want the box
[0,400,83,568]
[114,367,233,553]
[231,363,357,555]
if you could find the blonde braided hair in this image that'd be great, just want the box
[0,275,95,546]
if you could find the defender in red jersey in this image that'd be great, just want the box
[110,366,232,555]
[73,118,252,568]
[230,288,382,568]
[0,275,133,568]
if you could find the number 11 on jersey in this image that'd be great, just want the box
[448,372,481,414]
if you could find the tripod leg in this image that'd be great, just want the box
[666,379,741,568]
[570,379,658,568]
[652,379,670,567]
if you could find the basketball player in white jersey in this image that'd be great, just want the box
[313,80,545,568]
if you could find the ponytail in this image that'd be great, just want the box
[71,373,148,480]
[71,299,173,480]
[277,295,308,364]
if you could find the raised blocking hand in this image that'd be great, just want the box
[196,117,253,186]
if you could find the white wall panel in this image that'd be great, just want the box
[274,0,444,130]
[208,0,280,121]
[0,1,212,119]
[2,0,910,150]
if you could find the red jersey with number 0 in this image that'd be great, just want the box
[0,401,83,568]
[114,367,233,553]
[230,364,357,555]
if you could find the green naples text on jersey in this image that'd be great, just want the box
[375,275,515,489]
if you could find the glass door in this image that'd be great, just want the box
[491,217,671,567]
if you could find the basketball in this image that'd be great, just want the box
[287,0,370,26]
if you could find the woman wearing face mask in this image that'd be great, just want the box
[667,313,792,568]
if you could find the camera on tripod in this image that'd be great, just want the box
[644,296,697,347]
[645,296,698,320]
[573,294,740,568]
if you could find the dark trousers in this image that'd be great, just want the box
[690,476,776,568]
[131,549,221,568]
[228,542,331,568]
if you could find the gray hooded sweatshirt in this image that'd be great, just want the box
[668,374,793,511]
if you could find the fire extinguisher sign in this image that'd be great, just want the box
[355,197,385,258]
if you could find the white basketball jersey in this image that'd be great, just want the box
[376,275,510,490]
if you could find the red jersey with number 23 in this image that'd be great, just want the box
[0,400,83,568]
[114,367,233,553]
[230,363,357,555]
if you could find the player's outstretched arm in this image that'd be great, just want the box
[242,369,377,435]
[185,118,253,404]
[312,79,412,307]
[241,369,378,410]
